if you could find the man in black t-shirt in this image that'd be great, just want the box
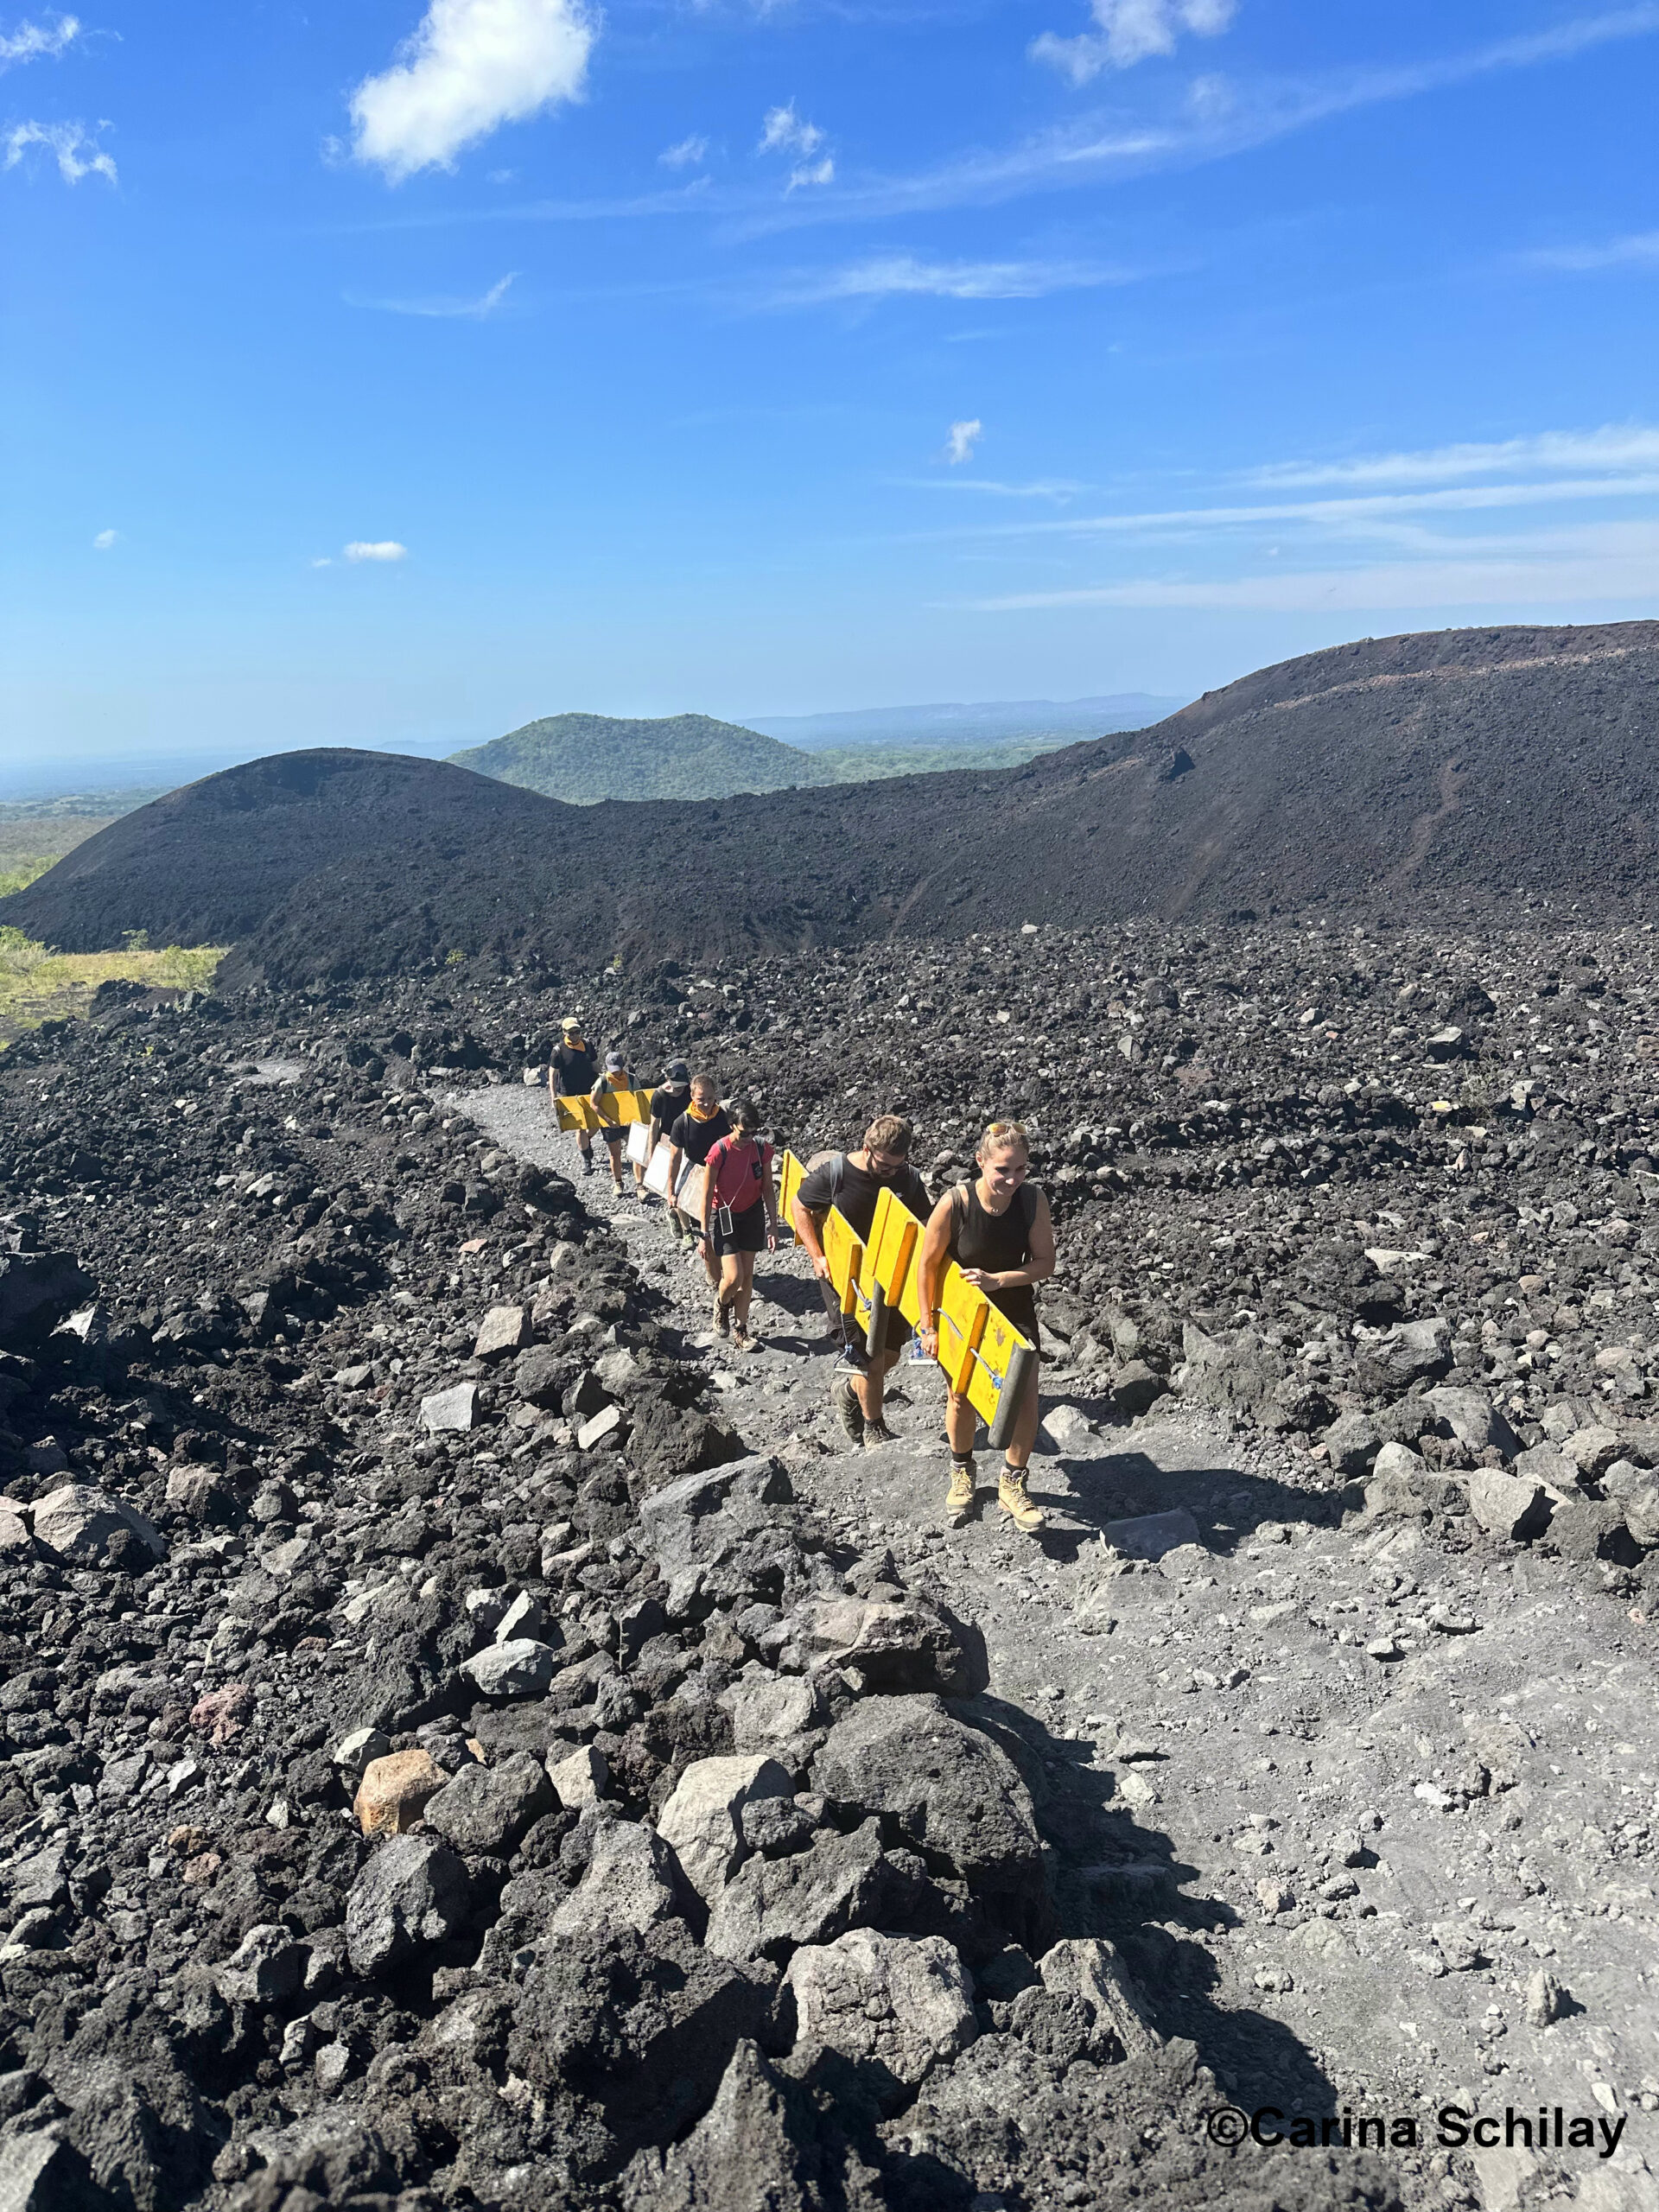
[791,1114,931,1449]
[667,1072,730,1289]
[647,1058,693,1243]
[550,1016,599,1174]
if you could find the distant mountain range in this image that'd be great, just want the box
[742,694,1185,751]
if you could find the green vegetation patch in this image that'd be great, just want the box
[0,928,226,1048]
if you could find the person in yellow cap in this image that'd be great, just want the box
[550,1016,599,1175]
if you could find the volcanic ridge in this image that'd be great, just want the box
[6,620,1658,988]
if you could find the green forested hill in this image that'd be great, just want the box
[448,710,1085,804]
[448,712,837,803]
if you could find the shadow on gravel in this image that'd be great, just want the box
[963,1692,1342,2120]
[1030,1434,1344,1566]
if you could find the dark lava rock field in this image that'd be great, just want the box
[3,902,1659,2209]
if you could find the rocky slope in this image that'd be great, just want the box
[7,623,1658,984]
[2,907,1658,2209]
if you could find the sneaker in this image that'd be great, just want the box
[831,1376,865,1444]
[862,1420,897,1449]
[997,1466,1046,1535]
[733,1327,760,1355]
[714,1300,731,1339]
[946,1459,976,1527]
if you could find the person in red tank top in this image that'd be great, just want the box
[699,1096,779,1352]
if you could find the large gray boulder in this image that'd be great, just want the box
[785,1592,976,1696]
[1356,1316,1453,1394]
[550,1818,683,1939]
[1465,1467,1555,1542]
[1423,1385,1520,1459]
[638,1455,791,1577]
[345,1835,470,1976]
[423,1751,554,1858]
[461,1638,556,1700]
[704,1818,886,1966]
[784,1930,976,2103]
[31,1484,166,1570]
[1038,1937,1160,2062]
[811,1694,1048,1943]
[654,1755,793,1905]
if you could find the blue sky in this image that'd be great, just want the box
[3,0,1657,772]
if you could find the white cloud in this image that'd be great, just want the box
[344,540,409,561]
[773,252,1134,303]
[945,419,982,466]
[0,12,79,67]
[967,519,1659,615]
[92,526,116,549]
[352,270,518,316]
[1032,0,1236,87]
[3,118,115,181]
[659,133,708,169]
[760,102,824,156]
[350,0,594,182]
[311,556,334,568]
[1249,424,1659,489]
[1525,229,1659,271]
[786,155,833,191]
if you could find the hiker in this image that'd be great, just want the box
[646,1058,693,1238]
[589,1049,635,1197]
[550,1016,599,1176]
[701,1097,779,1352]
[791,1114,932,1451]
[916,1119,1054,1534]
[667,1073,731,1289]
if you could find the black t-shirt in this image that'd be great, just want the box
[795,1154,931,1243]
[652,1084,691,1132]
[551,1041,598,1095]
[670,1107,732,1166]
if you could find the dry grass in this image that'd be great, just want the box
[0,929,226,1047]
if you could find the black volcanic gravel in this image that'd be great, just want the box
[3,903,1659,2208]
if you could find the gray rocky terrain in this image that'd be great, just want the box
[1,912,1656,2210]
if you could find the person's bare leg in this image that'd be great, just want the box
[856,1348,899,1426]
[716,1255,741,1326]
[944,1392,977,1456]
[1001,1363,1042,1471]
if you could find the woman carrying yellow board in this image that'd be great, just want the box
[917,1120,1054,1535]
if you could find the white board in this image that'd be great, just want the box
[626,1122,652,1169]
[644,1143,679,1199]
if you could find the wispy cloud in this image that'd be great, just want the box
[759,100,834,190]
[966,519,1659,614]
[753,4,1659,227]
[759,101,823,156]
[902,475,1085,500]
[659,133,708,169]
[1247,424,1659,488]
[343,540,409,562]
[350,270,518,316]
[945,419,982,466]
[768,252,1135,304]
[1033,0,1236,89]
[92,526,117,550]
[0,11,79,67]
[3,117,114,181]
[1523,228,1659,271]
[350,0,594,182]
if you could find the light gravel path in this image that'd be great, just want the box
[452,1078,1659,2209]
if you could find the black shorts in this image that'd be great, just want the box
[713,1204,768,1257]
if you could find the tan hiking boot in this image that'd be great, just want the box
[998,1465,1046,1534]
[946,1459,975,1527]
